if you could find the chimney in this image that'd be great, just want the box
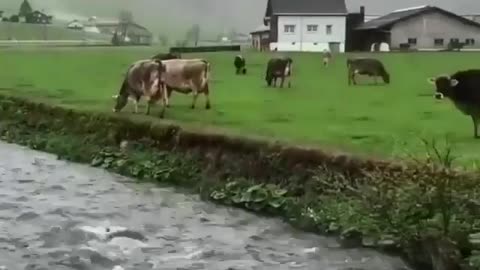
[360,6,365,15]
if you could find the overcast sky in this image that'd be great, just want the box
[2,0,480,36]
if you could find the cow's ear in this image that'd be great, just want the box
[450,79,459,87]
[427,77,436,84]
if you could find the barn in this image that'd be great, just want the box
[355,5,480,51]
[250,25,270,51]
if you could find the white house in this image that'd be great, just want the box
[263,0,347,52]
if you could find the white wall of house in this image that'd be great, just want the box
[273,15,346,52]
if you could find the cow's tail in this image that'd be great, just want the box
[202,59,210,80]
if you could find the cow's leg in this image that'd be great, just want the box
[132,96,140,114]
[191,92,199,109]
[159,86,168,118]
[472,115,479,138]
[190,81,200,109]
[163,86,170,113]
[200,82,211,109]
[145,97,152,115]
[273,77,277,87]
[280,76,285,88]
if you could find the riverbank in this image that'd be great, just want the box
[0,95,479,270]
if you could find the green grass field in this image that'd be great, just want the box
[1,46,480,166]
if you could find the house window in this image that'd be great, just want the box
[407,38,417,45]
[307,24,318,32]
[434,38,444,46]
[450,38,459,44]
[466,38,475,45]
[284,24,295,33]
[326,25,332,35]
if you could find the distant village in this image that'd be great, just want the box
[0,0,250,46]
[2,0,480,52]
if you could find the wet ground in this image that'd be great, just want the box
[0,141,410,270]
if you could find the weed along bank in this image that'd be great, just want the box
[1,94,480,270]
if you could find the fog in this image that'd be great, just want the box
[2,0,480,38]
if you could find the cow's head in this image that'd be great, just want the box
[113,93,128,112]
[428,75,458,99]
[284,57,293,76]
[382,71,390,84]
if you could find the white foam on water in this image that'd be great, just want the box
[79,225,128,240]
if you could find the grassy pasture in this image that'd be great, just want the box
[1,46,480,165]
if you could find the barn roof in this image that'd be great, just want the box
[356,5,480,30]
[265,0,347,16]
[250,25,269,34]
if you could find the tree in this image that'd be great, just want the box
[228,28,237,41]
[9,15,19,23]
[158,34,169,47]
[191,24,200,46]
[185,24,200,46]
[19,0,33,17]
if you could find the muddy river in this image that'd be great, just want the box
[0,141,410,270]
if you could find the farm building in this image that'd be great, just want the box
[250,25,270,51]
[262,0,348,52]
[67,20,84,30]
[355,5,480,51]
[84,21,152,45]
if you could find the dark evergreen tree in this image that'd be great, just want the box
[19,0,33,17]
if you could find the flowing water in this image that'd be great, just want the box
[0,141,411,270]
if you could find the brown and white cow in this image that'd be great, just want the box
[112,59,168,118]
[160,58,211,109]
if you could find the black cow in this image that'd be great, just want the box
[234,55,247,75]
[347,57,390,85]
[265,57,293,88]
[428,69,480,138]
[151,52,181,61]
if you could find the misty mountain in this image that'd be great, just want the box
[2,0,480,38]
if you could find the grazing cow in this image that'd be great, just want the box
[112,59,168,118]
[151,52,181,61]
[265,56,293,88]
[428,69,480,138]
[347,57,390,85]
[234,55,247,75]
[160,58,211,109]
[322,49,332,67]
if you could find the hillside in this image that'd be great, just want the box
[0,22,112,41]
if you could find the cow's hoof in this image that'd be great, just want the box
[191,105,195,109]
[206,104,211,110]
